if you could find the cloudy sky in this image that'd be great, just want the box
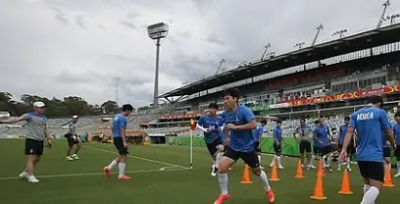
[0,0,399,107]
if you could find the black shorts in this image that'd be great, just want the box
[338,144,352,154]
[395,146,400,160]
[206,138,224,156]
[314,144,337,156]
[273,142,282,154]
[113,137,129,155]
[299,141,311,154]
[358,161,384,182]
[25,138,44,156]
[383,147,391,158]
[254,141,261,153]
[223,147,259,168]
[67,137,80,146]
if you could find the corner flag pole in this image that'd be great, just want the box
[189,119,195,169]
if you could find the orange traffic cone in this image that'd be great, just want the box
[310,168,327,200]
[383,165,395,187]
[295,160,305,179]
[338,169,353,194]
[316,159,325,176]
[270,162,280,181]
[240,165,252,184]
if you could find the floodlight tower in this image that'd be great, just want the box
[311,24,323,46]
[215,59,226,75]
[332,29,348,38]
[261,43,271,61]
[377,0,391,28]
[147,22,169,108]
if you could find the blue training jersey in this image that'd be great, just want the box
[273,127,283,143]
[197,114,224,144]
[252,124,263,142]
[349,106,390,162]
[221,105,255,152]
[393,123,400,145]
[338,125,348,145]
[313,125,330,148]
[112,114,127,137]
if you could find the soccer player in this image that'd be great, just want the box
[293,118,314,170]
[313,118,336,172]
[65,115,81,161]
[0,101,52,183]
[213,88,274,204]
[340,96,396,204]
[393,111,400,177]
[103,104,134,180]
[253,118,267,169]
[196,102,225,177]
[337,116,352,172]
[270,120,284,169]
[382,122,393,170]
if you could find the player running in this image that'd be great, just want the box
[393,111,400,177]
[336,116,353,172]
[340,96,396,204]
[270,120,284,169]
[253,118,267,169]
[0,101,52,183]
[103,104,134,180]
[65,115,82,161]
[313,118,336,172]
[293,118,314,170]
[213,88,274,204]
[196,102,225,177]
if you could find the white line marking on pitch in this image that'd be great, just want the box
[83,145,190,170]
[0,168,188,181]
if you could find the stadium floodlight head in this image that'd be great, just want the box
[294,42,305,50]
[332,29,348,38]
[147,22,169,40]
[147,22,169,108]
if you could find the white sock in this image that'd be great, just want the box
[346,157,351,169]
[258,170,271,191]
[118,163,126,177]
[277,156,281,166]
[322,156,327,167]
[218,173,228,195]
[258,155,262,165]
[361,186,379,204]
[310,155,315,166]
[327,155,332,167]
[271,155,276,165]
[397,161,400,173]
[108,160,118,169]
[363,184,371,194]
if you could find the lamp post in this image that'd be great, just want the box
[147,22,169,108]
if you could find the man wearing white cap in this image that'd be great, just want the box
[0,101,51,183]
[65,115,81,161]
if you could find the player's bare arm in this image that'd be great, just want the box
[0,116,25,124]
[385,128,396,149]
[120,127,128,147]
[340,127,354,159]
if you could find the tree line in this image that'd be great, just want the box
[0,92,141,117]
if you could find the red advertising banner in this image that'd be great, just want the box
[283,85,400,107]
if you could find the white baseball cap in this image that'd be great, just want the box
[33,101,46,108]
[72,115,79,119]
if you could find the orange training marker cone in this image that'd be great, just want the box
[240,165,252,184]
[270,162,280,181]
[316,159,325,176]
[310,169,327,200]
[338,169,353,194]
[295,160,305,179]
[383,165,395,187]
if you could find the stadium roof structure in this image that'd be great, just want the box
[159,23,400,99]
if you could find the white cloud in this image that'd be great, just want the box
[0,0,398,107]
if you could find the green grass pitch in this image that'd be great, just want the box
[0,139,398,204]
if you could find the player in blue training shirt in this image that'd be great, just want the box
[103,104,134,180]
[313,118,336,172]
[336,116,354,172]
[270,120,284,169]
[253,118,267,169]
[213,88,274,204]
[393,111,400,178]
[196,103,225,177]
[340,96,395,204]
